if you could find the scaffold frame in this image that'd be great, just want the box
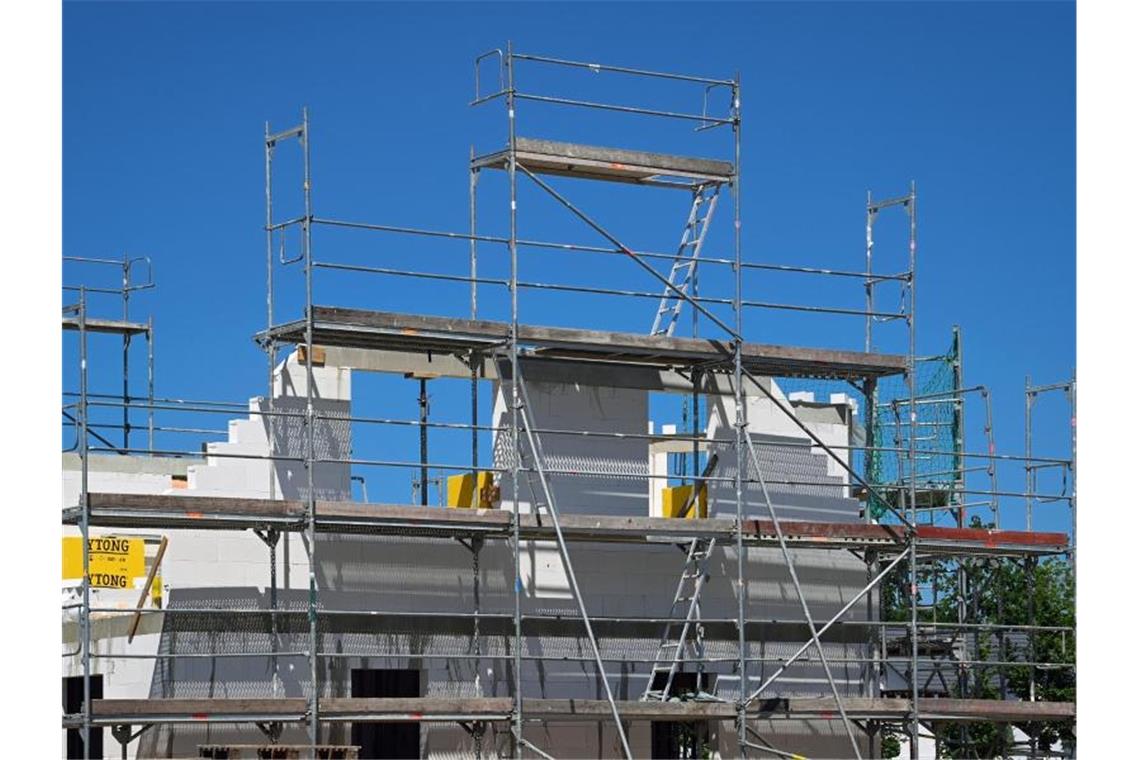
[61,44,1076,760]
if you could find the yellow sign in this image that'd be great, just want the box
[151,571,163,608]
[62,536,145,589]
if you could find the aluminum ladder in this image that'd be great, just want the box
[650,183,722,337]
[642,454,720,701]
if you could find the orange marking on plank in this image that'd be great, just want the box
[187,512,203,519]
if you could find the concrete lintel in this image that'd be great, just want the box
[321,346,739,395]
[62,453,199,476]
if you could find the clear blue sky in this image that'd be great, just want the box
[63,2,1075,533]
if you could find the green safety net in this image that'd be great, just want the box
[867,334,959,519]
[772,332,960,521]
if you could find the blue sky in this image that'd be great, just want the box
[63,2,1075,533]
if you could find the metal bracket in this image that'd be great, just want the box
[111,723,152,758]
[256,720,285,744]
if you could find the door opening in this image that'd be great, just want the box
[649,671,713,759]
[63,674,104,760]
[350,668,421,759]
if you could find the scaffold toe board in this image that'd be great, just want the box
[66,493,1070,556]
[472,137,735,184]
[259,307,910,380]
[68,696,1074,726]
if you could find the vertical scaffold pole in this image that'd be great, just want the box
[147,316,155,453]
[952,329,968,748]
[470,146,480,478]
[300,106,319,751]
[505,42,524,758]
[984,388,999,528]
[865,191,875,354]
[121,254,132,452]
[863,376,880,708]
[906,182,920,760]
[264,119,279,503]
[78,287,92,760]
[1069,379,1076,569]
[730,75,749,759]
[418,377,429,506]
[951,327,964,529]
[1026,375,1034,532]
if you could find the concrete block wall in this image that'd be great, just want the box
[64,366,880,758]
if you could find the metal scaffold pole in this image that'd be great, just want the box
[1026,374,1034,532]
[906,182,920,760]
[865,191,875,354]
[1069,379,1076,569]
[264,120,278,503]
[505,42,524,758]
[862,181,881,737]
[728,75,751,759]
[953,328,968,749]
[121,255,132,452]
[79,287,93,760]
[300,107,320,751]
[470,144,480,478]
[146,316,155,453]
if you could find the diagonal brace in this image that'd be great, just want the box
[516,735,557,760]
[502,356,633,760]
[745,550,908,704]
[739,365,913,531]
[515,162,738,338]
[743,725,809,760]
[743,431,864,760]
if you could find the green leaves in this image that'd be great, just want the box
[881,533,1075,757]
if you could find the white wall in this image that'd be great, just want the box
[63,363,876,759]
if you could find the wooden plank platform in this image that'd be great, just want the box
[258,307,909,380]
[197,747,358,760]
[69,696,1075,726]
[472,137,735,185]
[65,493,1071,557]
[62,316,150,336]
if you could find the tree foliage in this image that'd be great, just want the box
[881,517,1075,758]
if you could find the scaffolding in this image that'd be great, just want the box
[62,46,1076,760]
[62,255,156,455]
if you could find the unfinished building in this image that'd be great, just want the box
[62,47,1076,759]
